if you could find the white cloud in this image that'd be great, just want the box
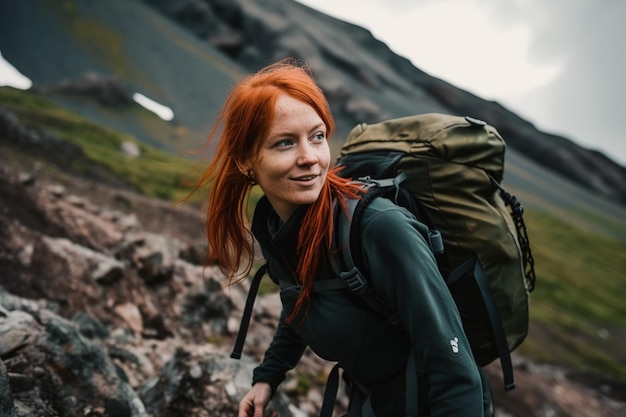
[300,0,562,99]
[379,1,563,98]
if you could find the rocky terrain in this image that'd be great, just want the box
[1,115,625,417]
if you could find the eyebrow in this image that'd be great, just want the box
[268,123,326,138]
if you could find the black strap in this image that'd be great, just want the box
[320,356,420,417]
[490,176,536,292]
[447,257,516,391]
[320,363,341,417]
[330,187,400,325]
[231,263,269,359]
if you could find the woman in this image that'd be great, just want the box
[192,60,485,416]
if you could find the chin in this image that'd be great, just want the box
[293,191,322,206]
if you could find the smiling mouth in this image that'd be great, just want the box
[292,174,318,181]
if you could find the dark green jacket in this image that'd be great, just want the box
[251,195,483,416]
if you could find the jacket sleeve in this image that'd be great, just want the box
[252,309,308,394]
[360,201,484,417]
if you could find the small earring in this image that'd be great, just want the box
[246,170,257,186]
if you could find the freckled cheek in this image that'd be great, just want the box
[256,161,292,187]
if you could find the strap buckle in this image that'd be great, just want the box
[340,267,369,294]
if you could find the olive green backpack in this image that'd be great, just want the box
[331,113,536,392]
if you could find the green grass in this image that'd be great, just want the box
[518,208,626,378]
[1,86,199,202]
[526,209,626,324]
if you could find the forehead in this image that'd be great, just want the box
[269,95,324,131]
[274,94,312,116]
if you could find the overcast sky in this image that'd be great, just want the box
[298,0,626,166]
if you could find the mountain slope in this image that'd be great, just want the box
[1,81,625,417]
[0,0,624,207]
[143,0,626,204]
[0,0,243,152]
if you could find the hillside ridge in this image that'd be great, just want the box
[0,0,624,205]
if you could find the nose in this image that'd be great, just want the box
[297,141,318,166]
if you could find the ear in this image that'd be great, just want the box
[235,159,251,176]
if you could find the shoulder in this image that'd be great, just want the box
[361,196,416,226]
[358,196,430,243]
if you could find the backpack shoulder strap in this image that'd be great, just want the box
[230,263,269,359]
[329,177,406,325]
[330,173,407,276]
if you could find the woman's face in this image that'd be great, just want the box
[249,94,331,222]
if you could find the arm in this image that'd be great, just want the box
[238,305,307,417]
[252,318,308,392]
[361,202,483,416]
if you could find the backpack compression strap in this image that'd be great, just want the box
[489,175,536,292]
[447,258,516,391]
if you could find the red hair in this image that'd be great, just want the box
[190,60,361,320]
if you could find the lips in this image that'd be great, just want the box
[292,174,318,181]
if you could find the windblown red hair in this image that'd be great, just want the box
[190,59,361,320]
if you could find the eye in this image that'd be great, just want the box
[273,138,294,148]
[311,131,326,142]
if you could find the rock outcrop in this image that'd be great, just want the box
[34,72,133,108]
